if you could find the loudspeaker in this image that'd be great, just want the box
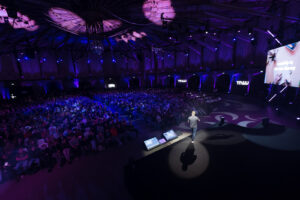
[219,116,225,126]
[262,118,269,128]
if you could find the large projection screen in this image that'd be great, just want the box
[265,41,300,88]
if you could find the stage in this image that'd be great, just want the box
[125,123,300,200]
[0,95,299,200]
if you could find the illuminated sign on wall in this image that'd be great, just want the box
[108,83,116,88]
[236,81,249,86]
[178,79,187,83]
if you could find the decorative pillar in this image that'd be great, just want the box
[198,74,202,91]
[247,74,252,95]
[139,77,142,88]
[228,73,238,93]
[186,78,189,88]
[124,78,130,89]
[213,75,217,89]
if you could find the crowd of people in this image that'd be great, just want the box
[0,96,138,183]
[0,89,221,183]
[95,89,221,130]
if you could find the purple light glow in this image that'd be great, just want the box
[228,73,239,93]
[48,7,122,35]
[74,79,79,88]
[115,31,147,43]
[143,0,176,25]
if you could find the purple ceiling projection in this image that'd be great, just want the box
[48,7,122,35]
[115,31,147,43]
[0,4,39,31]
[143,0,176,25]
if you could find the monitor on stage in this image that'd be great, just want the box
[163,130,177,141]
[144,137,160,150]
[265,41,300,88]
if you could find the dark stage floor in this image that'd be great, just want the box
[125,125,300,200]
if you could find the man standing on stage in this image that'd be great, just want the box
[188,111,200,143]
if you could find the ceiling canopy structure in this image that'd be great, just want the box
[0,0,299,82]
[0,0,298,55]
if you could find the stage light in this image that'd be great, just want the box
[237,30,241,33]
[24,56,29,60]
[100,59,103,63]
[205,31,208,34]
[280,85,288,93]
[275,38,282,45]
[112,58,116,63]
[268,94,277,102]
[266,29,282,45]
[233,38,236,42]
[275,108,279,111]
[297,117,300,121]
[267,30,275,37]
[87,59,91,64]
[17,58,21,62]
[11,94,16,99]
[251,37,255,41]
[214,47,218,51]
[289,102,293,105]
[43,57,46,62]
[260,70,263,73]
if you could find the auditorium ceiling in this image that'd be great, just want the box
[0,0,299,55]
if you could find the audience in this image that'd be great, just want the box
[0,89,221,183]
[0,96,138,183]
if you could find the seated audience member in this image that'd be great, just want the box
[14,148,29,174]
